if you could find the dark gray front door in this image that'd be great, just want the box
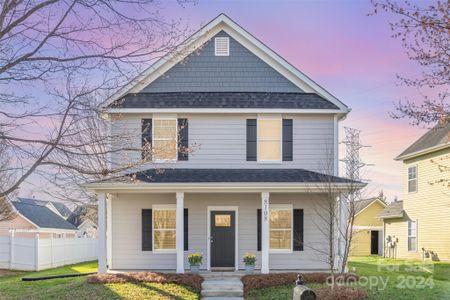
[210,211,235,268]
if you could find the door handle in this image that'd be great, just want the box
[209,236,214,244]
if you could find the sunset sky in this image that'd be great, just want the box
[20,0,432,202]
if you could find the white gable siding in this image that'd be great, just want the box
[110,113,336,174]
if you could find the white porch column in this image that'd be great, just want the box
[106,195,112,269]
[98,192,107,273]
[176,192,184,274]
[261,192,270,274]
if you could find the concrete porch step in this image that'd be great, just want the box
[202,297,244,300]
[202,280,243,290]
[201,289,244,297]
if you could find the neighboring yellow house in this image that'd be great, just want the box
[379,122,450,261]
[350,198,386,256]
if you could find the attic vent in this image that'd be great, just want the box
[215,37,229,56]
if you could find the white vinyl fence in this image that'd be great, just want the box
[0,235,97,271]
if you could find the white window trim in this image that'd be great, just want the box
[269,204,293,253]
[152,204,177,253]
[407,220,417,252]
[214,37,229,56]
[152,118,178,163]
[407,165,418,194]
[257,115,282,164]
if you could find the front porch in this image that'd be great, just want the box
[94,189,350,274]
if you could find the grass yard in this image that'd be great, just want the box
[246,256,450,300]
[0,261,200,300]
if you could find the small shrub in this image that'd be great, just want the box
[315,286,368,300]
[243,252,257,266]
[241,272,359,294]
[87,272,203,291]
[188,253,203,266]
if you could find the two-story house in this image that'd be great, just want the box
[85,14,363,274]
[379,121,450,261]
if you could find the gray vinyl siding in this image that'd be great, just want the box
[142,31,302,93]
[110,193,330,271]
[110,113,336,174]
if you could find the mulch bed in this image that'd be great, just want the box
[315,286,368,300]
[242,272,359,293]
[87,272,204,291]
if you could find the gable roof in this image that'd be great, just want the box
[67,205,98,227]
[109,92,339,110]
[396,121,450,160]
[11,201,77,230]
[101,14,349,114]
[378,201,404,219]
[354,197,387,216]
[15,197,72,219]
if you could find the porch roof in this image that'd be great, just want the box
[84,168,364,192]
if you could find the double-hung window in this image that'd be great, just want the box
[153,206,176,252]
[269,205,292,252]
[258,117,282,162]
[408,220,417,252]
[408,165,417,193]
[153,119,177,162]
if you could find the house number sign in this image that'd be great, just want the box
[263,198,269,222]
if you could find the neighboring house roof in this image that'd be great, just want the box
[15,197,72,219]
[378,201,404,219]
[11,202,77,230]
[67,205,98,228]
[109,92,339,110]
[354,197,387,216]
[100,13,349,113]
[396,121,450,160]
[96,168,359,184]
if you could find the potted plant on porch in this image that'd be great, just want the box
[188,253,203,274]
[243,252,256,274]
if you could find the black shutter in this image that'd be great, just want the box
[247,119,257,161]
[184,208,188,251]
[142,209,152,251]
[142,119,152,160]
[282,119,293,161]
[257,209,261,251]
[178,119,189,161]
[293,209,304,251]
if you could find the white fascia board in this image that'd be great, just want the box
[354,199,387,218]
[38,228,78,234]
[100,14,350,113]
[395,143,450,161]
[105,108,345,114]
[83,181,366,193]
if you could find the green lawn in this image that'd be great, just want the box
[247,256,450,300]
[0,261,200,300]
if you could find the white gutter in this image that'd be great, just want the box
[104,108,346,114]
[395,143,449,161]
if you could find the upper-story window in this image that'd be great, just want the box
[408,165,417,193]
[258,117,282,162]
[153,119,177,162]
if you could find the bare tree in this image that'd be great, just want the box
[0,0,195,201]
[370,0,449,126]
[0,143,16,221]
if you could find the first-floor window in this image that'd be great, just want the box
[153,206,176,251]
[408,220,417,252]
[269,205,292,251]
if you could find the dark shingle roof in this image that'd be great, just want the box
[397,122,449,159]
[12,202,77,230]
[67,205,98,227]
[108,92,339,110]
[100,168,358,184]
[16,197,72,219]
[378,201,404,219]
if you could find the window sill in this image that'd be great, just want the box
[269,250,293,254]
[152,249,177,254]
[153,160,178,164]
[257,161,282,164]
